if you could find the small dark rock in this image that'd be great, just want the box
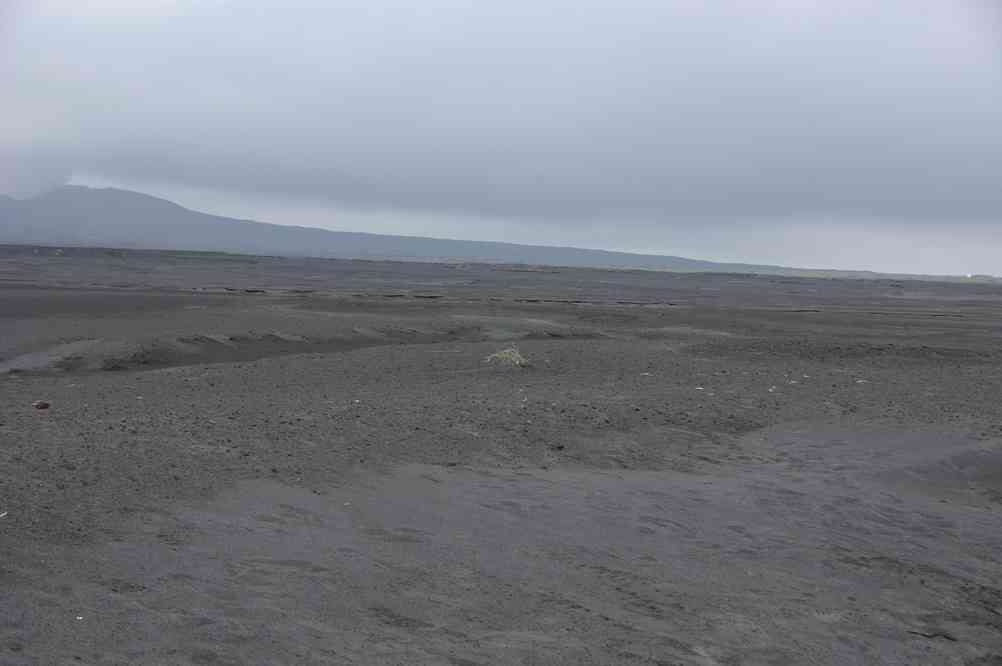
[32,400,50,410]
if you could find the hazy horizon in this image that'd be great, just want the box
[4,1,1002,274]
[2,181,992,278]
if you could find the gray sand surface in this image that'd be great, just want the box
[2,246,1001,664]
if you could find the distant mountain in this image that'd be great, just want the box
[0,186,738,270]
[0,186,984,281]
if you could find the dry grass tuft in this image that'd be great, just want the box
[485,347,530,368]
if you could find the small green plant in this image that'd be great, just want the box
[485,347,530,367]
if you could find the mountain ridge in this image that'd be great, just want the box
[0,186,991,281]
[0,186,742,270]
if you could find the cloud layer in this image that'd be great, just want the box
[3,1,1002,266]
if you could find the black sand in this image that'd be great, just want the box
[2,246,1002,664]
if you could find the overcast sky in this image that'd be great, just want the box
[3,1,1001,273]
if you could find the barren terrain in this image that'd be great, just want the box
[2,245,1002,665]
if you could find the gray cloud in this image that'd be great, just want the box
[4,1,1002,228]
[0,148,70,197]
